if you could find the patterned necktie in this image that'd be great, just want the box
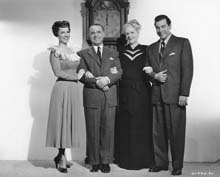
[159,41,165,59]
[97,46,102,60]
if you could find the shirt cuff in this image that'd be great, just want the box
[143,66,153,74]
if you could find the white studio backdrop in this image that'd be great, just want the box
[0,0,220,162]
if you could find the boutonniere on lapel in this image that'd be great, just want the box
[109,57,114,60]
[169,52,175,56]
[110,66,118,74]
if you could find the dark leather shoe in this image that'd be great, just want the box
[90,164,99,172]
[100,164,110,173]
[172,169,182,175]
[149,166,168,172]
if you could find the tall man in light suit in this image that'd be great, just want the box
[144,15,193,176]
[78,24,122,173]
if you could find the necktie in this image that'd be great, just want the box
[97,46,102,60]
[159,41,165,59]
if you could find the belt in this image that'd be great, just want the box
[56,77,77,83]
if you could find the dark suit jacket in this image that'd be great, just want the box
[146,35,193,104]
[78,46,122,108]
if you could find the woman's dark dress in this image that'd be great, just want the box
[115,44,154,170]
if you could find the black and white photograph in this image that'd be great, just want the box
[0,0,220,177]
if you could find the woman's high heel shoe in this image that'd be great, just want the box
[54,154,68,173]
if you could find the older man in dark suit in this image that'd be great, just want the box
[78,24,122,173]
[144,15,193,176]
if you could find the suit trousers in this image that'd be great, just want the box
[84,93,116,165]
[152,101,186,170]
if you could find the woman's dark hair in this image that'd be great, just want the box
[52,20,71,37]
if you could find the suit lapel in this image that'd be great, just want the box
[101,47,110,73]
[163,35,176,59]
[158,35,176,70]
[153,40,160,67]
[87,47,101,66]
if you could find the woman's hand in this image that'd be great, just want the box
[77,69,85,80]
[85,71,95,78]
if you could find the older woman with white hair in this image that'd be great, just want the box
[115,19,154,170]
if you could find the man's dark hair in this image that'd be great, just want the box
[89,23,105,31]
[154,15,171,26]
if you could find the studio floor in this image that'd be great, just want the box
[0,160,219,177]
